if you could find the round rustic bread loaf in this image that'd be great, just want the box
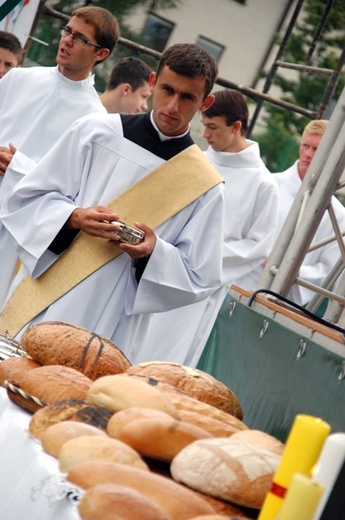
[19,364,92,403]
[78,483,171,520]
[41,420,108,458]
[87,374,180,418]
[59,435,149,473]
[20,321,131,380]
[0,356,41,387]
[67,460,217,519]
[29,399,112,440]
[170,438,281,509]
[126,362,243,419]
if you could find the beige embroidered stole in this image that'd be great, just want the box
[0,145,223,337]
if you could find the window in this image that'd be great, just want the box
[141,13,174,52]
[196,36,225,62]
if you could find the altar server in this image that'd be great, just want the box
[273,119,345,305]
[0,6,118,308]
[0,43,225,364]
[137,89,278,367]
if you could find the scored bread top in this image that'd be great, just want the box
[20,321,131,380]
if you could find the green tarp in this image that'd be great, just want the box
[197,293,345,442]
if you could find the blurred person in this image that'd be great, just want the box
[0,44,225,365]
[272,119,345,305]
[100,56,152,114]
[137,89,278,367]
[0,6,119,309]
[0,30,22,78]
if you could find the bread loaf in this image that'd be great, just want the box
[41,420,108,458]
[59,435,149,473]
[163,391,247,431]
[178,410,239,438]
[29,399,111,440]
[0,356,41,387]
[107,407,175,439]
[19,365,92,403]
[229,429,285,455]
[171,438,281,509]
[21,321,131,380]
[120,373,247,430]
[118,416,213,463]
[87,374,180,418]
[67,460,217,519]
[126,362,243,418]
[78,483,171,520]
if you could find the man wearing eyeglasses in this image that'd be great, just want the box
[0,6,118,309]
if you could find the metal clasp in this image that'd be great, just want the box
[259,319,269,338]
[296,339,307,360]
[338,360,345,381]
[229,301,236,318]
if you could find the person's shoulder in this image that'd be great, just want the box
[75,111,123,136]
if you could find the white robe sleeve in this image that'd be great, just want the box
[127,183,226,313]
[0,151,37,205]
[223,178,278,283]
[0,120,89,278]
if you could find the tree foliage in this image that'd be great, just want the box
[252,0,345,173]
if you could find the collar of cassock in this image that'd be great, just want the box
[150,111,190,142]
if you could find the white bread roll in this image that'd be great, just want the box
[171,438,281,509]
[41,420,108,458]
[29,398,111,440]
[58,435,149,473]
[19,365,92,403]
[67,460,217,519]
[126,362,243,418]
[78,483,170,520]
[229,429,285,455]
[21,321,131,380]
[107,407,175,439]
[87,374,179,418]
[118,416,213,463]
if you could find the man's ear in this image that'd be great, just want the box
[233,120,242,133]
[95,48,110,63]
[200,94,215,113]
[149,71,157,89]
[121,83,132,96]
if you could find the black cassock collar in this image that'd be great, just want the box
[120,112,194,161]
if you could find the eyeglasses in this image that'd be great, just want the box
[59,26,101,48]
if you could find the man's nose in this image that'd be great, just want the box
[167,94,179,112]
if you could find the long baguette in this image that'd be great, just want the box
[67,460,216,519]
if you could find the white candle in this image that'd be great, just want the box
[312,432,345,520]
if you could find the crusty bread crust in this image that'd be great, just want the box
[21,321,131,380]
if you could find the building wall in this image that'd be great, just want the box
[126,0,294,87]
[126,0,295,146]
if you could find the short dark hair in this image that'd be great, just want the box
[0,30,23,64]
[72,6,119,59]
[156,43,218,99]
[204,89,249,135]
[106,57,151,91]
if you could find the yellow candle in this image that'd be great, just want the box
[278,473,324,520]
[258,414,330,520]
